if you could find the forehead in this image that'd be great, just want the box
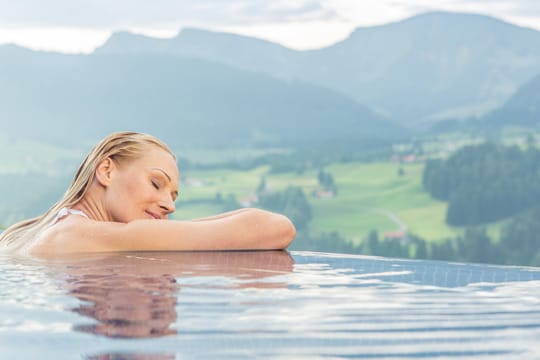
[131,146,179,181]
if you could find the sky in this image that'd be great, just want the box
[0,0,540,53]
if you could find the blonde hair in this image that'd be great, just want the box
[0,131,175,253]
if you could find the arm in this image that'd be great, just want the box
[188,208,253,222]
[33,208,296,255]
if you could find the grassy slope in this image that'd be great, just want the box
[172,165,269,220]
[0,139,513,241]
[173,161,462,243]
[0,134,83,175]
[310,162,459,243]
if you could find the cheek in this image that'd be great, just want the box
[124,179,142,198]
[108,176,151,222]
[110,174,148,208]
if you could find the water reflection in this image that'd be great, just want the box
[85,353,176,360]
[47,251,294,339]
[2,251,540,358]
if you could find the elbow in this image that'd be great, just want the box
[277,214,296,250]
[249,208,296,250]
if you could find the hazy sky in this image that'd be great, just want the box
[0,0,539,53]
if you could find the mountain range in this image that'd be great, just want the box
[96,11,540,124]
[481,70,540,128]
[2,11,540,148]
[0,45,395,148]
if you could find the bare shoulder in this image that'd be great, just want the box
[29,216,124,256]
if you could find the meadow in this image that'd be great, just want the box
[0,135,514,247]
[173,160,461,244]
[0,134,83,176]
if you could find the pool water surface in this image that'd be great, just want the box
[0,251,539,359]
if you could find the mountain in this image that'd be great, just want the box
[303,12,540,124]
[96,29,297,80]
[96,12,540,125]
[481,72,540,128]
[0,47,398,148]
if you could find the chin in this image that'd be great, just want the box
[143,211,160,220]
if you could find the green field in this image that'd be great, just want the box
[0,134,529,242]
[173,161,462,243]
[0,134,84,175]
[0,137,466,242]
[0,139,502,243]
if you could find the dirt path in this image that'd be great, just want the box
[371,208,408,232]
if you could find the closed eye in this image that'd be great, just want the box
[151,180,160,190]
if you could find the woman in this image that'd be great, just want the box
[0,132,296,256]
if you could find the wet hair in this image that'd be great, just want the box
[0,131,175,253]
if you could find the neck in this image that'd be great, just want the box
[72,188,111,222]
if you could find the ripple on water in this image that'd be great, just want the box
[0,251,539,359]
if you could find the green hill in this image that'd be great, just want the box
[482,71,540,128]
[0,46,399,148]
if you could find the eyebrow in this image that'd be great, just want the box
[151,167,172,182]
[151,168,179,199]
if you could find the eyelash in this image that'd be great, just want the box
[151,180,160,190]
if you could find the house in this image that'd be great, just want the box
[383,230,408,243]
[184,178,204,187]
[402,154,416,163]
[240,194,259,207]
[313,190,335,199]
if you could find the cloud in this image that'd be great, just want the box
[2,0,540,53]
[395,0,540,18]
[239,1,338,22]
[1,0,539,34]
[451,0,540,11]
[0,0,337,29]
[344,0,540,32]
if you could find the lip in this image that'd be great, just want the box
[145,210,161,220]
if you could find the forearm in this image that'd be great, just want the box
[116,209,296,251]
[39,208,297,255]
[189,208,253,222]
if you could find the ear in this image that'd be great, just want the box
[95,157,116,187]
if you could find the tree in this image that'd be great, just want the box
[424,143,540,226]
[363,230,380,255]
[222,193,241,212]
[457,227,498,264]
[290,231,357,253]
[256,176,267,194]
[317,169,338,194]
[257,186,312,230]
[499,206,540,266]
[526,133,536,149]
[409,235,428,259]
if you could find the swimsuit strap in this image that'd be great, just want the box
[51,207,89,226]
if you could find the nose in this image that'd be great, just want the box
[159,196,176,217]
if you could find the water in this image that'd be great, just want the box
[1,251,539,359]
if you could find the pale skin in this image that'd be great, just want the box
[30,146,296,256]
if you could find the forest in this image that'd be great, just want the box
[423,142,540,226]
[258,141,540,267]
